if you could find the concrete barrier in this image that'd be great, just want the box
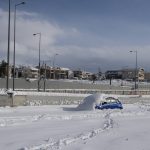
[0,95,84,107]
[0,95,12,106]
[0,95,27,107]
[0,93,150,107]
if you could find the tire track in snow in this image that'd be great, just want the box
[20,111,115,150]
[1,103,149,127]
[0,114,45,127]
[0,113,104,127]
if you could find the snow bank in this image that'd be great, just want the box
[0,89,16,96]
[76,93,106,111]
[0,89,7,95]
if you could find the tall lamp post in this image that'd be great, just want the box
[130,50,138,90]
[6,0,11,90]
[33,33,41,91]
[13,1,25,91]
[53,53,58,79]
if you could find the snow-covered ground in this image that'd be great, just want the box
[0,101,150,150]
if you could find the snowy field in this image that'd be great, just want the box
[1,78,150,90]
[0,102,150,150]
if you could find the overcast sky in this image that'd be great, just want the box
[1,0,150,72]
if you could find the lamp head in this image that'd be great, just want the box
[21,2,26,5]
[16,1,26,6]
[33,33,41,36]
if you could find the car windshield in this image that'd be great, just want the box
[101,97,120,105]
[106,97,117,100]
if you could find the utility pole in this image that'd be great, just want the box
[6,0,11,90]
[33,33,41,91]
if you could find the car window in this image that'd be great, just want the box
[102,102,107,105]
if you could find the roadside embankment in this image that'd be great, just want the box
[0,90,150,107]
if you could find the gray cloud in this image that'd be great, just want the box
[0,8,150,73]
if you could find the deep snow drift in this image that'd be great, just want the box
[76,93,106,110]
[0,102,150,150]
[0,90,150,150]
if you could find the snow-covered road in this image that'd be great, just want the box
[0,103,150,150]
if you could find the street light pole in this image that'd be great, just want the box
[44,63,46,92]
[53,53,58,79]
[13,2,25,91]
[6,0,11,90]
[33,33,41,91]
[130,50,138,90]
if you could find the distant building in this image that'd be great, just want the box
[40,66,71,79]
[83,71,93,80]
[105,68,144,81]
[138,68,144,81]
[144,72,150,81]
[73,70,83,79]
[23,66,38,78]
[55,67,70,79]
[122,69,135,80]
[122,68,144,81]
[73,70,93,80]
[105,70,122,79]
[13,65,25,78]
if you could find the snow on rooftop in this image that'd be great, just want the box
[28,66,38,71]
[60,67,70,71]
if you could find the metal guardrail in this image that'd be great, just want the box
[47,89,150,95]
[15,88,150,95]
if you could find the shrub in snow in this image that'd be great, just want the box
[0,88,7,95]
[0,88,16,96]
[7,89,16,97]
[76,93,106,111]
